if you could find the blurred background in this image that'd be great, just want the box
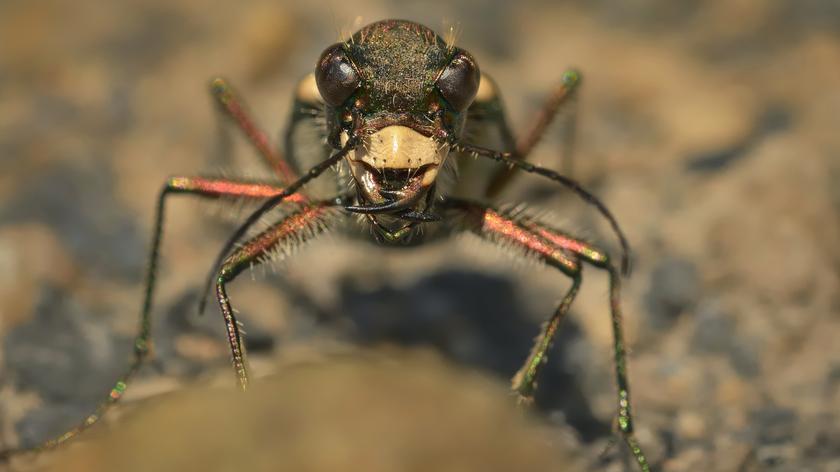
[1,0,839,470]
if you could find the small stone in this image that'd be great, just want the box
[690,300,735,354]
[750,407,797,445]
[644,256,700,328]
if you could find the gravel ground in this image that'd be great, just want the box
[1,1,839,471]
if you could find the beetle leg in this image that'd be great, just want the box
[535,221,650,471]
[214,202,341,390]
[454,142,631,275]
[164,176,307,202]
[513,70,581,175]
[0,177,306,456]
[200,138,357,317]
[443,197,650,472]
[443,198,581,398]
[210,77,299,184]
[474,70,581,197]
[512,274,581,402]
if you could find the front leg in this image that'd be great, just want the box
[214,202,342,390]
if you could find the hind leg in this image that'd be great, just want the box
[210,78,298,184]
[466,71,581,198]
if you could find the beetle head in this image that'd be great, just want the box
[314,20,480,241]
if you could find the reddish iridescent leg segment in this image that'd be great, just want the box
[455,142,631,275]
[445,198,650,472]
[529,221,649,470]
[483,70,581,197]
[214,203,339,390]
[0,177,302,456]
[210,77,299,185]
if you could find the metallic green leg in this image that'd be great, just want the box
[0,177,300,458]
[607,265,650,472]
[536,222,650,471]
[512,273,581,403]
[443,197,650,472]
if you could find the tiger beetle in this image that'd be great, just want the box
[2,19,651,471]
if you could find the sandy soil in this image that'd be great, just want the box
[1,1,839,470]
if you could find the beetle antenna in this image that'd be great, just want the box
[453,142,632,275]
[198,137,358,315]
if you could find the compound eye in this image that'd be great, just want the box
[436,50,480,111]
[315,44,360,107]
